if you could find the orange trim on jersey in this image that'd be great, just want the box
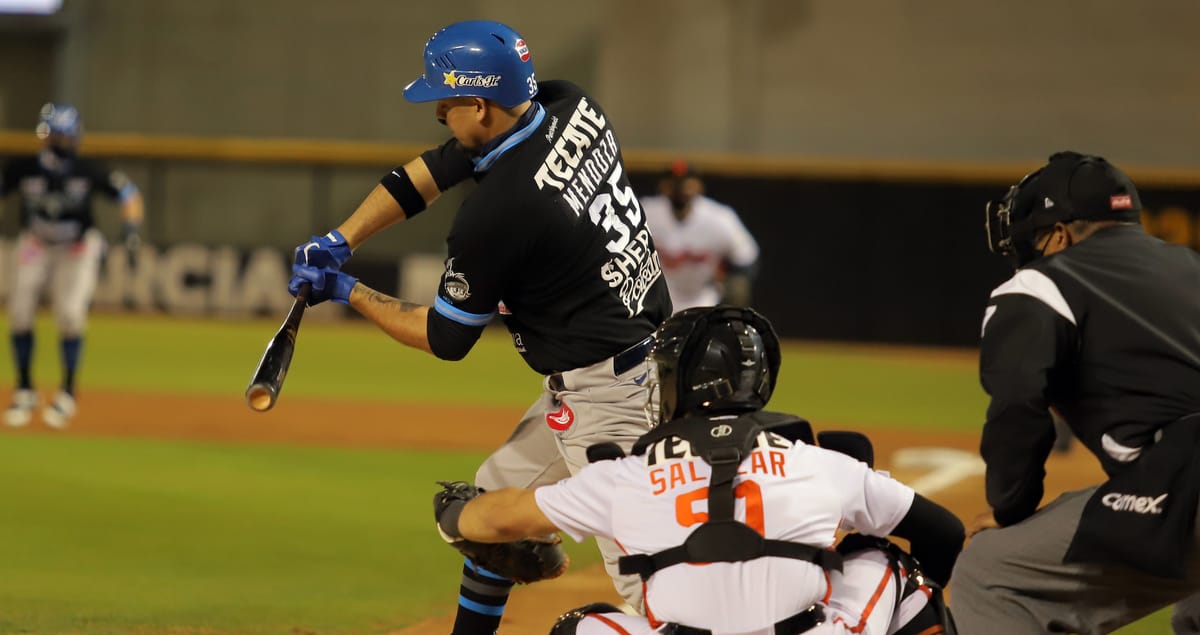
[832,565,895,633]
[821,570,833,604]
[619,540,667,628]
[614,540,660,628]
[914,626,944,635]
[643,581,662,629]
[589,613,633,634]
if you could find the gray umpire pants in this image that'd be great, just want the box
[474,355,655,613]
[952,485,1200,634]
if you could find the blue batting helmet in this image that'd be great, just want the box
[36,102,82,139]
[402,20,537,108]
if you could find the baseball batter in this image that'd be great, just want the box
[641,162,759,311]
[285,21,670,635]
[434,307,965,635]
[1,103,143,428]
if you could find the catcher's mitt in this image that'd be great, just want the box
[433,481,570,584]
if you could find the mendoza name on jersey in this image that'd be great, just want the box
[533,97,662,317]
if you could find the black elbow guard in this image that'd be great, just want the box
[380,167,428,219]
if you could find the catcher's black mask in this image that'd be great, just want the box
[648,305,780,427]
[985,151,1142,268]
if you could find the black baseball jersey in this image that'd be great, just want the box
[979,224,1200,525]
[0,152,136,243]
[416,80,671,374]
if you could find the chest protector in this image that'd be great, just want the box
[617,411,844,581]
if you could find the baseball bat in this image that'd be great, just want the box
[245,282,310,412]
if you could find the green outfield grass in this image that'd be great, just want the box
[5,313,989,431]
[0,435,601,635]
[0,313,1172,633]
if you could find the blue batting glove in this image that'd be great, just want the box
[288,265,358,306]
[293,230,352,270]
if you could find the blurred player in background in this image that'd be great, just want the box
[286,20,670,634]
[1,103,144,428]
[642,160,759,311]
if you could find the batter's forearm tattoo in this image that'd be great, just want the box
[362,287,423,312]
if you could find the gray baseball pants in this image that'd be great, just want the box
[8,229,104,334]
[475,355,655,612]
[952,485,1200,634]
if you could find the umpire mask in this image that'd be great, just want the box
[985,151,1142,269]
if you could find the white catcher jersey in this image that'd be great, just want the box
[534,431,915,633]
[642,194,759,311]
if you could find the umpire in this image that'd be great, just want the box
[952,151,1200,633]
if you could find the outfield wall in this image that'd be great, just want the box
[623,173,1200,346]
[2,134,1199,345]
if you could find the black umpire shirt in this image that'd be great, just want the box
[387,80,671,374]
[979,224,1200,526]
[0,152,136,244]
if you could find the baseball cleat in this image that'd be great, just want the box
[3,389,37,427]
[41,391,76,429]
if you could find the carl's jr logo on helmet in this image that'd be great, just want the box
[442,70,501,89]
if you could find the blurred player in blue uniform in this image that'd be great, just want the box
[1,103,144,428]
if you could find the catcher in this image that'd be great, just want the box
[434,306,964,634]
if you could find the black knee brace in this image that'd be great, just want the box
[548,603,624,635]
